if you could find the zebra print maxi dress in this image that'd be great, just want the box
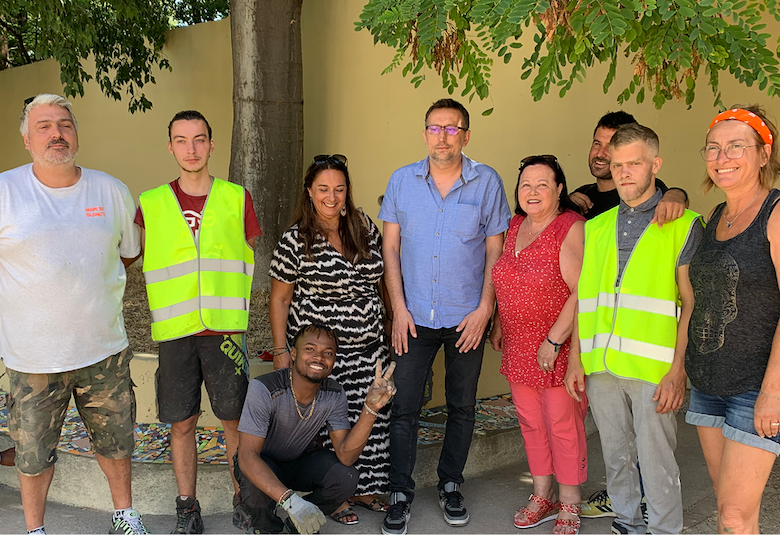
[269,216,390,495]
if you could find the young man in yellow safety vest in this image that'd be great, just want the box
[135,110,261,534]
[564,123,703,534]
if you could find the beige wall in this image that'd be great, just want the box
[0,20,234,195]
[1,0,777,407]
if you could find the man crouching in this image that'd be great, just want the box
[234,323,396,533]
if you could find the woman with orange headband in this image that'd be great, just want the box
[685,105,780,533]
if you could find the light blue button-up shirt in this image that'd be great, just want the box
[379,154,511,329]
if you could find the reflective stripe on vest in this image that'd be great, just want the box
[143,258,254,285]
[150,296,249,323]
[579,292,678,318]
[139,179,254,341]
[577,206,701,384]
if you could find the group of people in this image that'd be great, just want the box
[0,92,779,535]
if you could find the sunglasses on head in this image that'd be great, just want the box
[312,154,348,167]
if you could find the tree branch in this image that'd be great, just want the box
[0,15,32,65]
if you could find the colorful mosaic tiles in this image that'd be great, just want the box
[0,392,520,463]
[417,393,519,445]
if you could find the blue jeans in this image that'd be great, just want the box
[686,386,780,455]
[388,325,486,502]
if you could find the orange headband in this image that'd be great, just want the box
[709,108,773,147]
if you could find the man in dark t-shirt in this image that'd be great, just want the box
[570,111,688,221]
[234,324,396,534]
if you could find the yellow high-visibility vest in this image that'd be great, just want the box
[139,179,254,341]
[578,207,700,385]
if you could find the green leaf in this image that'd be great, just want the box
[357,0,780,110]
[482,107,494,116]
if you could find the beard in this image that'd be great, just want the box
[589,157,612,180]
[293,357,328,384]
[34,139,78,167]
[618,171,654,203]
[429,145,460,166]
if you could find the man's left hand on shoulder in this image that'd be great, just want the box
[652,365,687,414]
[455,305,492,354]
[651,188,688,227]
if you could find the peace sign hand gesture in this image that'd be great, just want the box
[365,361,397,412]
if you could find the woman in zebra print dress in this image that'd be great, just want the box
[269,154,392,524]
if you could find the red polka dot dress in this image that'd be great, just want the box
[492,210,585,388]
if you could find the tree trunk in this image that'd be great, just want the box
[229,0,304,290]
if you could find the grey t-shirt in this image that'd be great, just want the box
[238,369,351,462]
[616,187,704,283]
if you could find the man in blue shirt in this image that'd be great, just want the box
[378,98,511,535]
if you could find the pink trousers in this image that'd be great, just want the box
[509,382,588,485]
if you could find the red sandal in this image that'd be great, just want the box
[553,503,581,535]
[514,494,560,529]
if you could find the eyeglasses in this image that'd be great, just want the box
[312,154,348,167]
[699,144,761,161]
[519,154,561,171]
[425,125,468,136]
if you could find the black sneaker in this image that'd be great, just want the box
[172,496,204,534]
[382,492,411,535]
[233,493,253,531]
[438,482,469,526]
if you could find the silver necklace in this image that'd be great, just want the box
[516,213,557,257]
[289,369,316,420]
[723,189,761,228]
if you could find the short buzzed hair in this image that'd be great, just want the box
[291,323,339,353]
[168,110,212,140]
[20,94,78,137]
[610,123,659,154]
[425,99,470,130]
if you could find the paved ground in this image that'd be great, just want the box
[1,410,779,534]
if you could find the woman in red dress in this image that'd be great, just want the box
[489,155,587,534]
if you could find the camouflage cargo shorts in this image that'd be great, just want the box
[8,348,136,476]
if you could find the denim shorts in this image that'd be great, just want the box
[685,386,780,456]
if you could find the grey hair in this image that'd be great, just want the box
[20,94,78,137]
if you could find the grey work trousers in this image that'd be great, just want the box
[586,373,683,534]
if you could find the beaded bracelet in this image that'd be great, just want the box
[278,488,294,508]
[364,404,380,417]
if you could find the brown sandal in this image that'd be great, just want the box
[331,507,359,525]
[349,497,389,512]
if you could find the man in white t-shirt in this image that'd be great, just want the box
[0,94,146,535]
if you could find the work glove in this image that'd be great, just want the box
[281,493,326,534]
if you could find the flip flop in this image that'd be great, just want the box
[349,497,389,513]
[330,507,359,525]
